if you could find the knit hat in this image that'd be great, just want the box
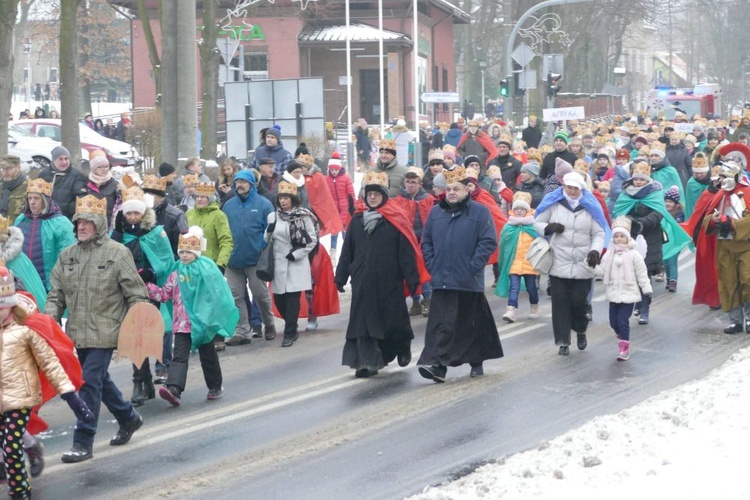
[616,149,630,161]
[632,161,651,180]
[684,134,697,146]
[120,186,148,214]
[562,172,586,190]
[0,154,20,170]
[521,162,540,177]
[286,160,304,174]
[379,139,397,155]
[90,155,110,170]
[692,153,709,173]
[158,162,176,177]
[555,157,574,179]
[611,216,632,239]
[554,130,569,144]
[664,185,681,204]
[512,191,532,211]
[294,143,309,157]
[178,226,207,258]
[265,127,281,140]
[463,155,481,167]
[0,266,17,309]
[633,135,648,146]
[328,151,342,169]
[51,146,70,162]
[432,172,446,190]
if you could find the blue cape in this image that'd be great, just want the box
[536,187,611,245]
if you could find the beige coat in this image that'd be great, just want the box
[0,320,75,412]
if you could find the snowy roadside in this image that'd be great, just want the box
[408,346,750,500]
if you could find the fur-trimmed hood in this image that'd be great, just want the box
[0,226,24,263]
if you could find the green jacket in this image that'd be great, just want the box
[186,202,233,267]
[0,175,28,222]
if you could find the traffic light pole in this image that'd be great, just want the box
[503,0,593,123]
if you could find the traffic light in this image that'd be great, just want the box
[547,73,562,97]
[499,79,508,97]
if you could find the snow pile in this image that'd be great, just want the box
[410,347,750,500]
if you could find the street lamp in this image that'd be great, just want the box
[479,61,487,114]
[22,40,32,109]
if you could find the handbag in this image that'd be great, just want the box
[526,236,554,274]
[256,240,275,282]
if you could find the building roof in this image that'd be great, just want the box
[298,22,412,46]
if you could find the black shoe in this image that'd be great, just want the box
[354,368,378,378]
[470,363,483,378]
[397,350,412,367]
[264,325,277,341]
[61,443,93,463]
[144,379,155,400]
[225,335,251,346]
[214,339,226,351]
[577,333,587,351]
[159,385,181,407]
[418,365,446,383]
[281,331,299,347]
[251,324,263,338]
[110,413,143,446]
[207,387,223,400]
[558,345,570,356]
[724,322,743,334]
[26,440,45,477]
[130,380,146,407]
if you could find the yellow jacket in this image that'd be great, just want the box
[0,320,75,413]
[509,231,539,276]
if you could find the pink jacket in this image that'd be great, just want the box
[147,271,191,334]
[325,170,355,228]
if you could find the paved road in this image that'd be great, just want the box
[28,252,750,499]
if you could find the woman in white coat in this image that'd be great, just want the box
[534,171,609,355]
[265,181,318,347]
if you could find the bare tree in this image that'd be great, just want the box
[0,0,20,156]
[60,0,82,165]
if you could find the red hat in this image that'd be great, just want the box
[616,149,630,161]
[328,151,342,169]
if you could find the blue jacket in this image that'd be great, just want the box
[444,128,462,148]
[421,197,497,292]
[250,142,293,175]
[222,170,275,268]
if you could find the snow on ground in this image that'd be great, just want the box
[409,346,750,500]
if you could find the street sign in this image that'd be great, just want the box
[674,123,694,133]
[518,70,537,90]
[511,43,536,67]
[542,106,585,121]
[421,92,460,103]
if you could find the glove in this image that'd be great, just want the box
[718,219,733,238]
[348,196,355,215]
[286,252,296,261]
[544,222,565,236]
[138,268,156,284]
[336,283,345,293]
[586,250,600,267]
[61,392,95,423]
[266,222,276,234]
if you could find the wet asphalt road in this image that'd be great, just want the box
[26,252,750,499]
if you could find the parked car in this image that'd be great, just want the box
[8,124,90,170]
[14,119,138,167]
[5,148,39,176]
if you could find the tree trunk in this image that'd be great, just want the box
[176,0,197,159]
[160,0,178,166]
[199,0,220,161]
[60,0,83,166]
[0,0,20,156]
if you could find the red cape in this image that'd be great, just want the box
[271,246,340,319]
[391,194,436,236]
[457,132,499,166]
[471,188,507,265]
[306,172,344,237]
[355,198,430,285]
[23,308,84,434]
[592,189,611,225]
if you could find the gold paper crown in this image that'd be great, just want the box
[632,162,651,179]
[468,120,480,127]
[196,182,215,197]
[142,174,166,192]
[498,133,513,145]
[121,186,145,204]
[612,216,632,233]
[379,139,397,152]
[486,165,502,178]
[573,159,590,175]
[178,233,202,253]
[277,181,298,196]
[183,174,199,186]
[363,170,388,188]
[0,215,10,234]
[512,191,532,204]
[428,149,444,162]
[444,166,468,184]
[465,167,480,180]
[406,166,424,180]
[296,153,314,168]
[692,153,709,171]
[75,195,107,216]
[27,178,52,197]
[650,142,666,154]
[442,144,456,153]
[527,148,542,164]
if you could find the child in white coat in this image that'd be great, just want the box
[594,216,652,360]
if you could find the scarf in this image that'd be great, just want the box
[1,173,27,215]
[603,243,635,285]
[507,214,535,226]
[563,192,580,210]
[536,186,611,245]
[88,169,112,186]
[278,206,316,249]
[362,209,383,233]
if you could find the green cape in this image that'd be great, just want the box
[613,188,692,260]
[685,177,709,219]
[7,253,47,311]
[176,256,239,349]
[494,223,537,298]
[652,165,684,199]
[14,214,76,290]
[123,226,176,331]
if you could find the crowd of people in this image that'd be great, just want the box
[1,108,750,498]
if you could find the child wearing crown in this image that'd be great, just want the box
[592,217,652,361]
[147,227,239,406]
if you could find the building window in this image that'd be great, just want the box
[244,52,268,81]
[48,67,58,83]
[433,65,439,91]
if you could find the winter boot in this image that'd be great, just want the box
[667,279,677,292]
[528,304,539,319]
[131,379,146,407]
[638,294,652,325]
[654,271,665,282]
[26,439,45,478]
[577,333,588,351]
[617,340,630,361]
[421,298,431,317]
[306,314,318,331]
[502,306,516,323]
[143,377,156,401]
[409,299,422,316]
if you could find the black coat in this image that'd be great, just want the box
[515,177,545,208]
[623,183,664,273]
[522,125,542,149]
[153,198,188,257]
[492,154,522,189]
[38,165,88,219]
[540,149,578,180]
[83,178,118,227]
[335,213,419,345]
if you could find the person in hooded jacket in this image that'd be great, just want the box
[443,123,462,148]
[249,126,292,176]
[324,152,354,263]
[15,178,76,292]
